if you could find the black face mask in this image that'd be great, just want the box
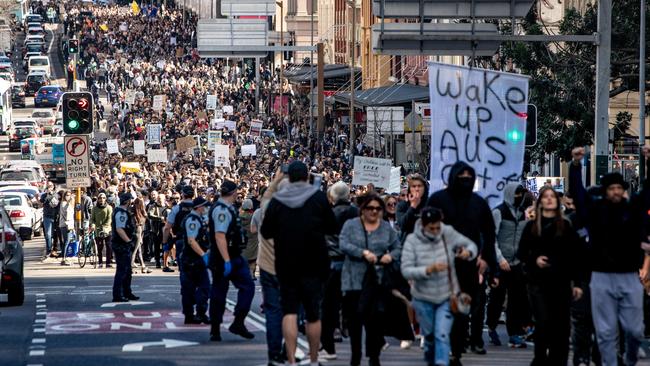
[456,176,474,192]
[564,208,575,216]
[513,195,523,208]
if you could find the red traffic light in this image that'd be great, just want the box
[78,98,89,109]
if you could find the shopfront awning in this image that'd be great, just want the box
[331,83,429,108]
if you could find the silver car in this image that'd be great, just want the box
[0,207,24,306]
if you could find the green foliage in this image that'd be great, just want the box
[613,111,633,142]
[500,1,649,163]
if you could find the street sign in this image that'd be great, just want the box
[64,135,90,188]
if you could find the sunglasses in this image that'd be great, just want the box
[387,202,396,207]
[364,206,382,212]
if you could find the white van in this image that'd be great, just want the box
[28,56,50,77]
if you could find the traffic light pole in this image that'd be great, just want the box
[593,0,612,185]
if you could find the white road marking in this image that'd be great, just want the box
[29,350,45,356]
[101,301,154,308]
[36,305,46,308]
[36,312,47,315]
[122,338,198,352]
[36,299,46,303]
[34,319,46,324]
[33,328,45,333]
[32,338,45,344]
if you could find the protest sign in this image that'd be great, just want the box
[526,177,565,195]
[351,156,392,189]
[206,95,218,110]
[249,120,263,137]
[223,105,234,115]
[152,95,165,111]
[106,139,119,154]
[175,136,197,152]
[213,118,225,130]
[146,124,162,145]
[388,167,402,194]
[133,140,145,155]
[147,148,168,163]
[214,109,223,119]
[241,144,257,157]
[225,120,237,131]
[428,62,529,207]
[207,130,222,150]
[120,162,141,173]
[214,145,230,166]
[126,89,136,104]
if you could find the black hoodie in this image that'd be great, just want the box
[426,161,499,286]
[398,178,430,239]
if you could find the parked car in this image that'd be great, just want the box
[34,85,63,107]
[25,71,50,94]
[8,127,39,152]
[31,109,55,127]
[0,192,42,241]
[0,207,25,306]
[11,84,26,108]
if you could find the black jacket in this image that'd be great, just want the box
[326,200,359,261]
[398,183,430,239]
[261,187,337,281]
[426,161,499,282]
[569,162,645,273]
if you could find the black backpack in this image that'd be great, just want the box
[172,201,193,238]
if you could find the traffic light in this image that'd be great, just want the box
[68,39,79,54]
[526,104,537,147]
[62,92,93,134]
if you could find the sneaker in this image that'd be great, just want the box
[488,329,502,346]
[508,335,527,348]
[185,315,201,325]
[419,336,424,349]
[60,260,71,266]
[106,264,113,268]
[381,341,390,352]
[318,349,337,360]
[210,331,222,342]
[196,314,210,325]
[162,267,174,273]
[400,340,412,349]
[449,356,463,366]
[333,328,343,343]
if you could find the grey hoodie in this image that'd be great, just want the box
[272,181,319,209]
[401,220,477,304]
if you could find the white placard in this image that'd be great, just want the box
[388,167,402,194]
[133,140,145,155]
[153,95,165,111]
[223,105,234,115]
[214,145,230,166]
[351,156,392,189]
[147,148,168,163]
[106,139,119,154]
[206,95,218,110]
[146,124,162,145]
[249,120,263,137]
[125,89,136,104]
[241,144,257,157]
[225,120,237,131]
[207,130,222,150]
[214,109,223,120]
[428,62,529,208]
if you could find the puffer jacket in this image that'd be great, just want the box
[401,220,477,304]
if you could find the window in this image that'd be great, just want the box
[0,171,36,181]
[30,59,48,66]
[0,196,22,206]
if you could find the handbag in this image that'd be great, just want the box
[442,235,472,315]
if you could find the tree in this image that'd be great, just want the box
[495,1,649,163]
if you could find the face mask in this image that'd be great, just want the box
[457,176,474,192]
[514,195,523,207]
[422,229,442,243]
[564,208,574,215]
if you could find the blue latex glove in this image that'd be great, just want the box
[223,261,232,277]
[202,252,210,267]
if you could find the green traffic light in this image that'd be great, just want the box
[68,120,80,130]
[507,129,522,142]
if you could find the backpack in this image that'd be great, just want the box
[172,201,193,238]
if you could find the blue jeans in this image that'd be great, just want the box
[43,217,55,253]
[260,269,283,361]
[412,299,454,366]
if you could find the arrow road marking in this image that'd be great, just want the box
[122,338,198,352]
[101,301,154,308]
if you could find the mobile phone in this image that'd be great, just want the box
[310,173,323,188]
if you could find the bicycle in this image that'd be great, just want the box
[78,231,98,269]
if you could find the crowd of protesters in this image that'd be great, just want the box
[34,2,650,366]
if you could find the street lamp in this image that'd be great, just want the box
[276,1,284,116]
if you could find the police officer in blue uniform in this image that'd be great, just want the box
[162,185,195,265]
[209,180,255,341]
[180,197,211,325]
[112,192,139,302]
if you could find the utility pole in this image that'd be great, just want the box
[317,42,325,136]
[276,1,284,117]
[640,0,647,185]
[593,0,612,184]
[348,0,356,163]
[309,0,314,136]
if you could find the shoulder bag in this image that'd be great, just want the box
[442,235,472,315]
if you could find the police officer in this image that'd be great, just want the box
[162,185,195,269]
[112,192,139,302]
[180,197,211,325]
[209,180,255,342]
